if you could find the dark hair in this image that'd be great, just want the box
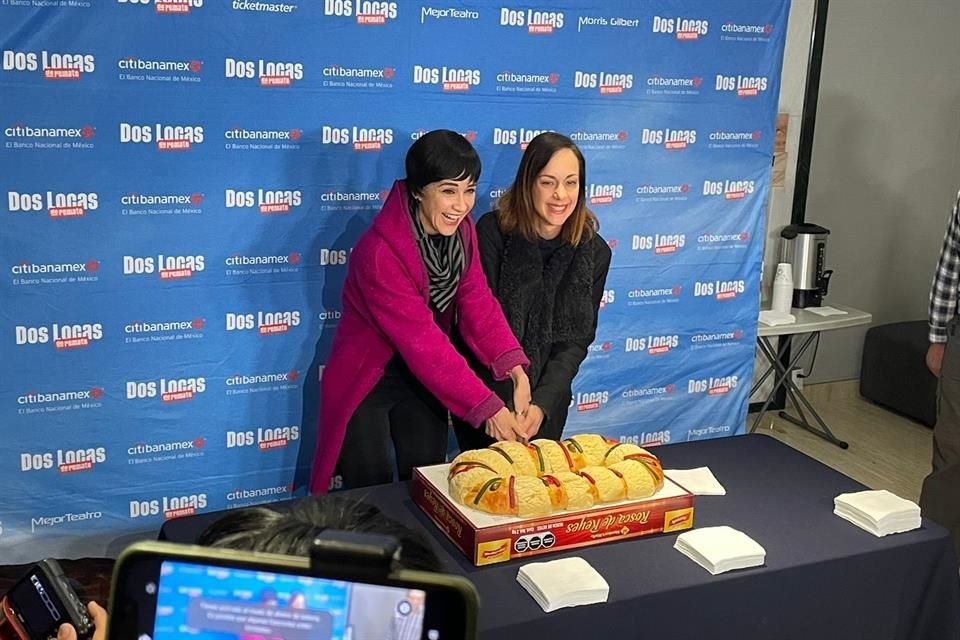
[405,129,481,196]
[497,131,597,246]
[196,496,443,572]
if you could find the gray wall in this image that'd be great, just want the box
[803,0,960,383]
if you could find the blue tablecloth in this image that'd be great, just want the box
[161,434,960,640]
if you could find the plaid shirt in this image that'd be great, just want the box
[929,190,960,342]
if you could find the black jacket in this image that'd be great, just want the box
[456,211,612,441]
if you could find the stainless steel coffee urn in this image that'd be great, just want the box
[780,223,832,308]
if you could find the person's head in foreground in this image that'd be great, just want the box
[197,495,443,571]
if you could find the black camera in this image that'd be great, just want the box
[0,559,93,640]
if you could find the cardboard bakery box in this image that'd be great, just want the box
[412,463,694,566]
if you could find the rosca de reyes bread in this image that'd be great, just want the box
[447,434,665,517]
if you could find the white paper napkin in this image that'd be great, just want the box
[834,490,921,537]
[517,557,609,613]
[663,467,726,495]
[806,306,847,317]
[759,310,796,326]
[674,526,766,575]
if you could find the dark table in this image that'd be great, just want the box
[161,434,960,640]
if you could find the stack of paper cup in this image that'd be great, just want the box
[771,263,793,313]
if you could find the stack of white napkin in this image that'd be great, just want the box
[759,309,796,326]
[674,526,766,575]
[663,467,726,495]
[807,306,848,317]
[516,557,609,612]
[834,489,921,537]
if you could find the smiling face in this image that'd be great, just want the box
[531,148,580,240]
[415,178,477,236]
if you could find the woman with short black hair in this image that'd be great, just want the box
[309,130,531,494]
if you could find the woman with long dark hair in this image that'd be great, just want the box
[454,132,611,449]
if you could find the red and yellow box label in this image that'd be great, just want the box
[662,507,694,533]
[476,538,511,565]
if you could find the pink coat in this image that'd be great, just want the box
[309,181,528,494]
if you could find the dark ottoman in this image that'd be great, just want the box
[860,320,937,427]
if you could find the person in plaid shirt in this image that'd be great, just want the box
[925,189,960,561]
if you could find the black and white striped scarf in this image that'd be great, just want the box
[410,198,464,312]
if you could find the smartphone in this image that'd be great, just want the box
[0,559,93,640]
[108,541,479,640]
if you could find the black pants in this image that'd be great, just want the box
[336,357,448,489]
[452,416,497,452]
[921,318,960,562]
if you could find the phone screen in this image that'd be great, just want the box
[151,560,425,640]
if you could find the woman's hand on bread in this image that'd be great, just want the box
[485,406,524,442]
[518,404,544,440]
[509,366,532,418]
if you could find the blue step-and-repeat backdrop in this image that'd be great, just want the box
[0,0,789,561]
